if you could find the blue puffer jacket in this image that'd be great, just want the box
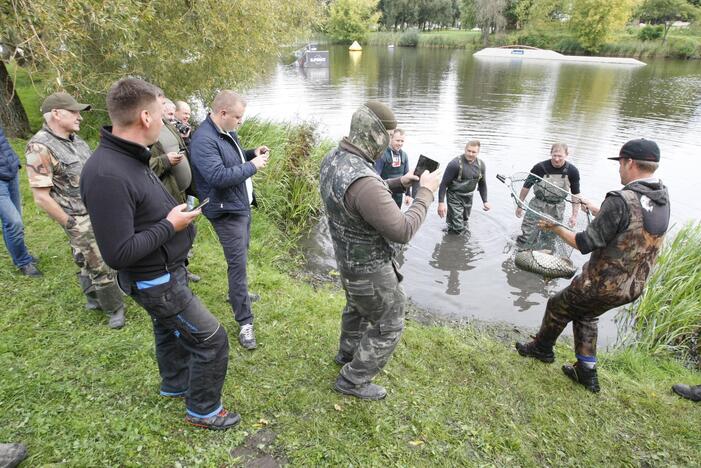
[189,115,258,219]
[0,126,21,181]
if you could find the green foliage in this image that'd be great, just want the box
[398,28,420,46]
[637,0,701,42]
[638,24,665,40]
[241,119,332,250]
[1,0,320,121]
[327,0,381,43]
[619,222,701,366]
[569,0,636,52]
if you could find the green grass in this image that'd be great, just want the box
[367,30,481,48]
[1,73,700,465]
[618,222,701,365]
[1,127,700,465]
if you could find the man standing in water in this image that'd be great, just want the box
[375,128,412,208]
[320,101,440,400]
[515,143,581,249]
[437,140,490,234]
[516,139,670,393]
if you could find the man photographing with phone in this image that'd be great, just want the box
[81,78,239,431]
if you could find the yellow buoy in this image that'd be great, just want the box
[349,41,362,51]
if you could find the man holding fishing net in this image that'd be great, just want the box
[515,139,670,393]
[515,143,581,250]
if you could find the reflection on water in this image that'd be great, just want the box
[427,230,483,296]
[248,46,701,346]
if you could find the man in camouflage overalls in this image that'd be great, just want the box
[515,143,581,251]
[25,92,125,329]
[516,139,670,392]
[437,141,491,234]
[320,101,440,400]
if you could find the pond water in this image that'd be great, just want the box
[244,45,701,347]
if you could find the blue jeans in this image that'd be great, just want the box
[0,173,33,267]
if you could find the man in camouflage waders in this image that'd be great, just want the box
[437,140,491,234]
[320,101,440,400]
[25,92,126,329]
[515,143,581,250]
[516,139,670,393]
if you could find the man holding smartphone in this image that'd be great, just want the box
[81,78,239,430]
[189,90,269,350]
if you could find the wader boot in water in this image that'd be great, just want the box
[517,167,571,251]
[95,283,126,329]
[78,273,101,311]
[445,157,483,234]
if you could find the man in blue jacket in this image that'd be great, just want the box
[0,125,41,276]
[189,91,269,350]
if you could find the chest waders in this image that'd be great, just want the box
[518,164,571,250]
[446,157,482,233]
[380,150,407,208]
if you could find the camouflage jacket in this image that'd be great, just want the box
[572,188,667,304]
[26,125,92,216]
[320,104,394,275]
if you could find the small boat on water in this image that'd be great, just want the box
[294,43,329,68]
[474,45,645,66]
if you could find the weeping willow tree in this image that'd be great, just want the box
[0,0,321,136]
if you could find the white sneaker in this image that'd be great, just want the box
[238,324,257,350]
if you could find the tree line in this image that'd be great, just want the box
[328,0,700,49]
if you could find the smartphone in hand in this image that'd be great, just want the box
[186,197,210,212]
[413,154,440,176]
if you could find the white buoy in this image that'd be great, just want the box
[349,41,362,51]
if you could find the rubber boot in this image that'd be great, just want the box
[79,274,101,310]
[562,361,600,393]
[672,384,701,402]
[0,443,27,468]
[95,283,126,329]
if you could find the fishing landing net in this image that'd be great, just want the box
[497,172,591,279]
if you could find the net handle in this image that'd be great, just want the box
[496,173,575,232]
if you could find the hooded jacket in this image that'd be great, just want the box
[573,179,670,303]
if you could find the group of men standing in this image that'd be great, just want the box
[0,84,694,436]
[0,79,269,430]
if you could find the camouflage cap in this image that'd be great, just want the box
[41,92,91,114]
[364,101,396,131]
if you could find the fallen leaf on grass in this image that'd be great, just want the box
[334,404,343,412]
[409,440,424,447]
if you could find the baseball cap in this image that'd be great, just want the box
[608,138,660,162]
[41,92,91,114]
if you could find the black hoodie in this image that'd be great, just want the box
[575,179,670,255]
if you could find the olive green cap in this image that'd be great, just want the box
[41,92,91,114]
[364,100,396,130]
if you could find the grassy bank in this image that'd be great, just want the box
[367,30,481,49]
[364,27,701,58]
[618,222,701,366]
[1,97,700,465]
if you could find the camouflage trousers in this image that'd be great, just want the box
[338,264,406,385]
[65,214,118,295]
[535,280,628,358]
[517,198,565,251]
[446,190,473,233]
